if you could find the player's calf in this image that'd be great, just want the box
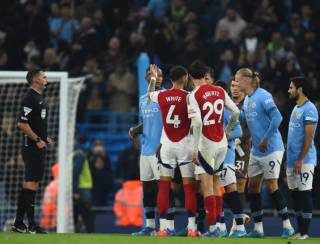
[267,181,294,235]
[157,180,171,231]
[183,182,197,233]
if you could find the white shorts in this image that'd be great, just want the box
[160,136,194,178]
[220,164,237,187]
[287,164,315,191]
[194,165,201,180]
[195,136,228,176]
[140,155,160,181]
[248,151,283,179]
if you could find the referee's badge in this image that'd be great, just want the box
[41,109,46,119]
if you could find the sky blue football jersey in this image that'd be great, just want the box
[287,100,318,167]
[243,88,284,157]
[139,93,163,156]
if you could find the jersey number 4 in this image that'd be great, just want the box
[166,105,181,128]
[202,99,224,126]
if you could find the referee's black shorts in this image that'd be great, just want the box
[22,146,45,182]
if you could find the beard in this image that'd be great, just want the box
[289,93,298,101]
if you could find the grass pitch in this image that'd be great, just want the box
[1,233,320,244]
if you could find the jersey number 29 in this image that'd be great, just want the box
[202,99,224,126]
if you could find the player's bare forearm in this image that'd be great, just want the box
[224,92,240,136]
[17,122,40,142]
[191,121,201,151]
[298,123,316,161]
[228,122,242,141]
[147,64,158,102]
[148,78,155,92]
[225,111,240,137]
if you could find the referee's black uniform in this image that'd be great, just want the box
[18,88,48,182]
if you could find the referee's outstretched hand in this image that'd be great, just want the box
[36,140,47,149]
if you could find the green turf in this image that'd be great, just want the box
[1,233,319,244]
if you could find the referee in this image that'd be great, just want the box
[12,69,53,234]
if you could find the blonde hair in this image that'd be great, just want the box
[235,68,260,89]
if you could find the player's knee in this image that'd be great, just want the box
[248,175,262,193]
[160,176,171,182]
[247,180,260,193]
[182,177,195,185]
[265,179,278,193]
[201,181,214,197]
[236,179,246,192]
[225,183,237,193]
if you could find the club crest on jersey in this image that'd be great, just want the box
[41,109,46,119]
[23,107,32,116]
[293,111,301,119]
[248,102,256,109]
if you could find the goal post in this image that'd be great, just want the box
[0,71,84,233]
[57,72,71,233]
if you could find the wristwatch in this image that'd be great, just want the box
[35,137,41,143]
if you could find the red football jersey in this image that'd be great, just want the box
[194,84,225,142]
[157,89,191,142]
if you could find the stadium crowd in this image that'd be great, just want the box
[0,0,319,115]
[0,0,320,234]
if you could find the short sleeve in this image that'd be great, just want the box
[18,95,34,123]
[150,90,161,103]
[187,93,201,120]
[304,105,318,124]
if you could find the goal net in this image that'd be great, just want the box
[0,72,84,233]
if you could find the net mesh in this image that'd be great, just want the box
[0,74,83,232]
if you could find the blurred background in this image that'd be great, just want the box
[0,0,320,235]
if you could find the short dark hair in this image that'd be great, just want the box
[26,69,41,85]
[290,76,310,97]
[169,65,188,82]
[189,60,207,79]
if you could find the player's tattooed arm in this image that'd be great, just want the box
[224,92,240,138]
[228,120,242,141]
